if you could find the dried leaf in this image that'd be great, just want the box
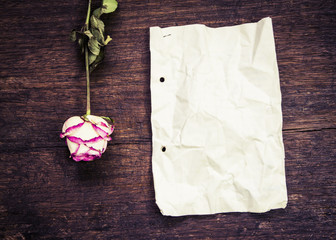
[70,30,77,41]
[89,48,105,73]
[83,30,94,39]
[91,28,104,45]
[88,52,98,65]
[90,15,105,33]
[88,38,100,56]
[104,35,112,45]
[70,0,118,74]
[78,37,85,54]
[93,8,102,18]
[101,0,118,14]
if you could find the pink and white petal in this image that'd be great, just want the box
[60,122,84,138]
[86,115,114,135]
[72,153,98,162]
[100,123,114,136]
[66,138,80,155]
[86,147,102,156]
[86,115,103,125]
[102,140,108,153]
[92,124,110,139]
[62,116,84,133]
[73,122,100,141]
[99,121,109,128]
[72,145,101,161]
[100,121,114,135]
[76,143,92,156]
[84,137,105,152]
[72,154,86,162]
[96,121,111,134]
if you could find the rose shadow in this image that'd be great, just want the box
[75,155,109,183]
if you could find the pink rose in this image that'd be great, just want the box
[60,115,114,161]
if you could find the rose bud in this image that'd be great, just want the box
[60,115,114,162]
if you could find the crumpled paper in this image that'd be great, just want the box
[150,17,287,216]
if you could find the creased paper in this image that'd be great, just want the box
[150,17,287,216]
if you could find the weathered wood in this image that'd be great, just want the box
[0,0,335,239]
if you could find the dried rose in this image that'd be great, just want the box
[61,0,118,162]
[60,115,114,162]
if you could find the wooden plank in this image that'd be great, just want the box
[0,129,335,239]
[0,0,335,239]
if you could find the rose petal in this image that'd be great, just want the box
[72,153,100,162]
[67,136,104,156]
[61,115,114,162]
[92,124,111,140]
[66,138,80,155]
[60,122,85,138]
[97,121,114,135]
[102,139,108,153]
[87,115,114,134]
[72,143,102,161]
[67,136,103,144]
[61,116,84,132]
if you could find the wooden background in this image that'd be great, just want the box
[0,0,335,239]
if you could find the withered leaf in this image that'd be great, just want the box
[90,15,105,33]
[88,52,98,65]
[93,8,102,18]
[89,48,105,73]
[70,30,77,42]
[101,0,118,14]
[88,37,100,56]
[83,30,94,39]
[104,35,112,45]
[78,37,85,54]
[91,28,104,45]
[70,0,117,74]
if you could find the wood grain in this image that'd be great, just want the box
[0,0,335,239]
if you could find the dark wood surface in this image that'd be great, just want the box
[0,0,335,239]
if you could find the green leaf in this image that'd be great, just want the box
[88,38,100,56]
[101,0,118,14]
[70,0,118,75]
[93,8,102,18]
[104,35,112,45]
[78,37,85,54]
[89,48,105,73]
[90,15,105,33]
[83,30,94,39]
[91,28,104,45]
[88,52,98,65]
[70,30,77,41]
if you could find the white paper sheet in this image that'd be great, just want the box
[150,17,287,216]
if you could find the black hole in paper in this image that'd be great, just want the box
[161,146,166,152]
[160,77,165,82]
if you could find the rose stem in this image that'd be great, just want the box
[85,0,91,115]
